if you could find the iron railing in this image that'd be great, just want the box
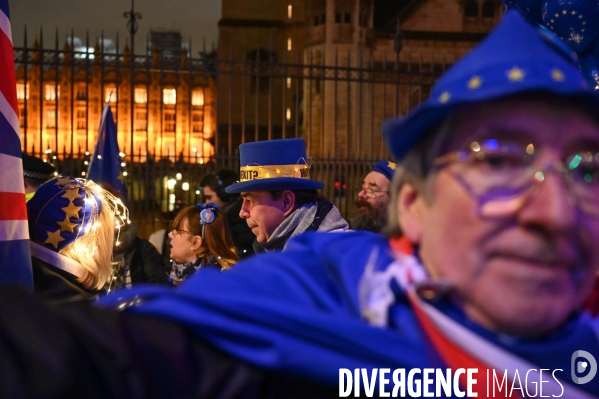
[15,29,448,237]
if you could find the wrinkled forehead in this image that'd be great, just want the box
[441,94,599,154]
[364,171,389,187]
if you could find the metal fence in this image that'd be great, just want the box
[14,29,446,238]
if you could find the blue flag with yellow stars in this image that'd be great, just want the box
[87,104,128,204]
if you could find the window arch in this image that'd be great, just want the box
[482,0,495,18]
[464,0,478,17]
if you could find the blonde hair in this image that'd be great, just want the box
[59,200,116,289]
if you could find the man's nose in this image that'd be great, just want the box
[239,205,249,219]
[518,171,577,233]
[357,189,368,200]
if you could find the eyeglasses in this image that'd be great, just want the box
[434,139,599,218]
[356,187,388,199]
[170,228,194,237]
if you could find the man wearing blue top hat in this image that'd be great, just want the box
[224,138,349,253]
[0,10,598,398]
[350,160,396,233]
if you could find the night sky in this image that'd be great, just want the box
[10,0,221,53]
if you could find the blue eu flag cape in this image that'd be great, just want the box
[100,232,599,396]
[87,104,128,203]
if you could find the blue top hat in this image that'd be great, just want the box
[27,176,103,252]
[383,10,599,161]
[226,138,324,193]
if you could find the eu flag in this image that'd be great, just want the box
[87,104,129,204]
[0,0,34,289]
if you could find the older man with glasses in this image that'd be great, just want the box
[350,161,396,233]
[0,11,597,398]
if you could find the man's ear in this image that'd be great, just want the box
[397,183,425,244]
[281,190,296,217]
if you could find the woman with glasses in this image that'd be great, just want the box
[168,204,239,285]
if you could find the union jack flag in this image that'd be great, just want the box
[0,0,33,289]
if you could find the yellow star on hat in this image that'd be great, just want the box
[439,92,451,103]
[61,188,82,202]
[387,161,396,170]
[45,229,65,249]
[507,67,525,82]
[551,68,565,82]
[55,176,73,185]
[57,216,78,233]
[61,202,82,219]
[468,76,482,90]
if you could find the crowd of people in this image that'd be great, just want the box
[1,10,598,398]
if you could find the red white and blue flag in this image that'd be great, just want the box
[0,0,33,289]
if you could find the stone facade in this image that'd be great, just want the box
[218,0,502,159]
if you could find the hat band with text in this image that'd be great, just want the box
[240,164,310,182]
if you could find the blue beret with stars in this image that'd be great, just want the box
[27,176,103,252]
[383,10,599,162]
[372,161,396,181]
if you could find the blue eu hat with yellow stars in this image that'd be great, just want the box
[372,161,396,181]
[383,10,599,161]
[27,176,104,252]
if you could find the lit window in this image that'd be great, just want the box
[76,87,87,101]
[163,88,177,105]
[134,88,147,104]
[192,113,203,133]
[76,109,86,130]
[46,109,56,128]
[286,107,291,121]
[19,108,26,127]
[288,4,293,19]
[164,112,176,132]
[16,83,29,100]
[45,85,59,101]
[135,111,147,131]
[286,77,292,89]
[287,38,292,51]
[105,87,117,103]
[191,90,204,106]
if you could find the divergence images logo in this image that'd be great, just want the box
[571,350,597,385]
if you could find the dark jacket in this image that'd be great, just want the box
[223,197,255,258]
[129,237,170,284]
[110,234,170,291]
[0,286,338,398]
[31,256,98,304]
